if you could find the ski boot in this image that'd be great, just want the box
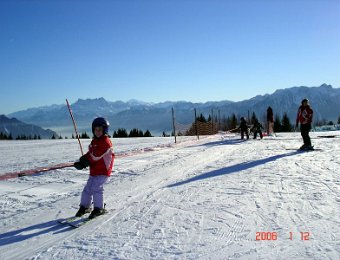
[299,144,307,150]
[88,207,107,219]
[305,145,314,151]
[75,205,91,217]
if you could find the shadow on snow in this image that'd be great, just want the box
[201,139,247,147]
[0,219,72,247]
[167,151,300,188]
[188,138,247,149]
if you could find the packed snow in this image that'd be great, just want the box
[0,132,339,259]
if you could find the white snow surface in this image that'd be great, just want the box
[0,133,339,259]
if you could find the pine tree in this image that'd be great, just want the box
[274,115,282,132]
[338,116,340,124]
[129,128,141,137]
[197,114,207,123]
[113,128,128,138]
[281,113,292,132]
[251,112,258,124]
[144,130,152,137]
[51,134,56,139]
[231,114,237,130]
[0,132,7,140]
[121,129,128,137]
[81,132,90,139]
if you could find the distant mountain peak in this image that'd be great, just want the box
[318,83,333,90]
[127,99,154,106]
[75,97,108,104]
[0,115,58,139]
[0,115,21,124]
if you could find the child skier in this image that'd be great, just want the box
[295,98,313,150]
[74,117,114,219]
[251,119,263,139]
[239,117,249,140]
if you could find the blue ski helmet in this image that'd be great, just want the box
[301,98,309,105]
[92,117,110,136]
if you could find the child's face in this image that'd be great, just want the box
[94,126,104,138]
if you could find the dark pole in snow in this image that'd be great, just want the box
[195,108,199,140]
[172,107,177,143]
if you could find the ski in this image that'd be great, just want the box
[58,216,92,228]
[285,148,322,151]
[58,209,110,228]
[58,216,81,225]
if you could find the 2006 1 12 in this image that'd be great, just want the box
[256,232,310,240]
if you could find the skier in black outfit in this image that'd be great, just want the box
[239,117,249,139]
[251,119,263,139]
[295,98,314,150]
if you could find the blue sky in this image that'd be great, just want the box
[1,0,339,114]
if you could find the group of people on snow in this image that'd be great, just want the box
[238,117,264,140]
[236,98,314,151]
[72,98,313,220]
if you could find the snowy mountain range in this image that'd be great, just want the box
[7,84,340,136]
[0,115,58,139]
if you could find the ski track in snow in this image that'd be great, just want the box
[0,133,339,259]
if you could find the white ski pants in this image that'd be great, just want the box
[80,175,108,209]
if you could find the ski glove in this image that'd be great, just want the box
[74,155,90,170]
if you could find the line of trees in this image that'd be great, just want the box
[0,132,42,140]
[0,132,13,140]
[113,128,153,138]
[314,116,340,126]
[273,113,293,132]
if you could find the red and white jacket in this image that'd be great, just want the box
[296,105,313,125]
[84,135,114,176]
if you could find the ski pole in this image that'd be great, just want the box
[228,127,238,133]
[66,99,84,155]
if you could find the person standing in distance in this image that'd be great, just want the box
[239,117,249,140]
[266,106,274,136]
[295,99,313,150]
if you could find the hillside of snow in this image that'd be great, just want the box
[0,132,339,259]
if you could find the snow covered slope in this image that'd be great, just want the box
[0,133,339,259]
